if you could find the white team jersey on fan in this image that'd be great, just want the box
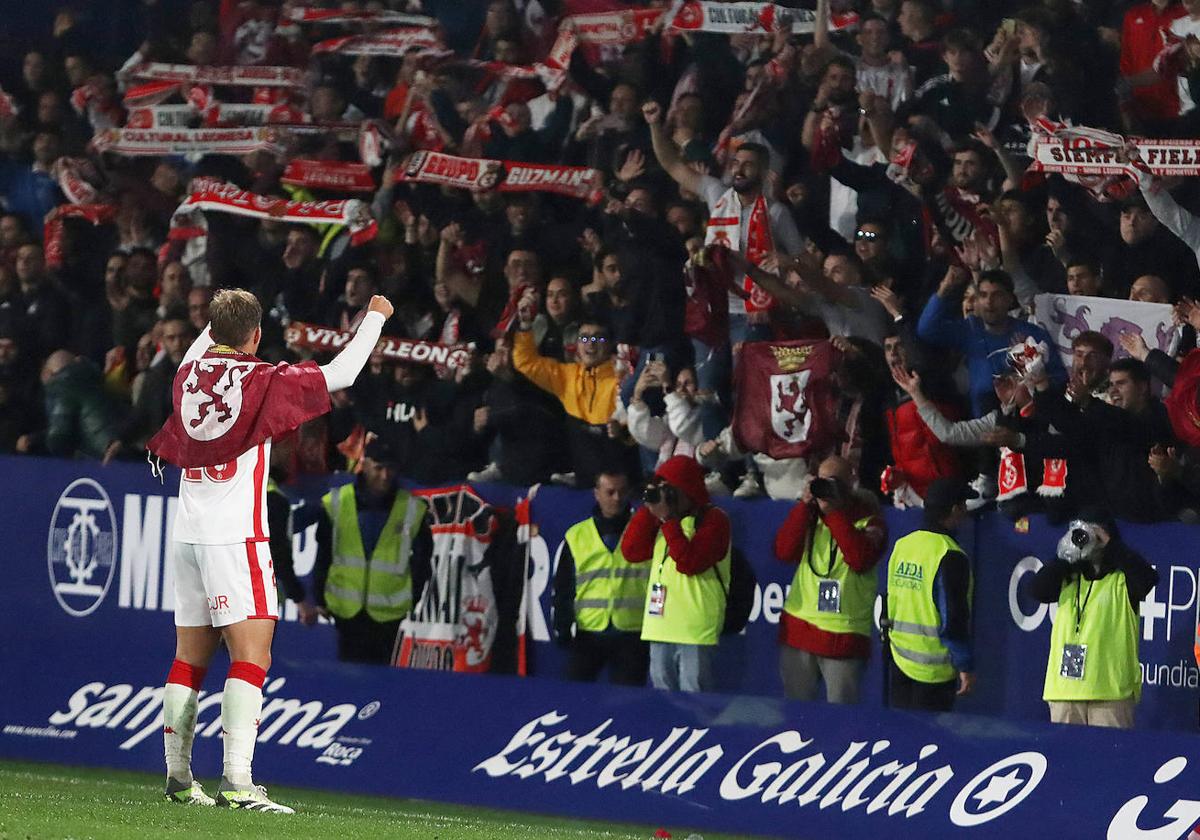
[173,439,272,544]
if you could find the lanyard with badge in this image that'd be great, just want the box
[648,550,669,618]
[809,517,842,615]
[1060,577,1094,681]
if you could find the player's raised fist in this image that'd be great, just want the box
[368,295,394,319]
[641,101,662,125]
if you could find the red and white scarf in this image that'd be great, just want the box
[285,7,436,26]
[52,157,103,206]
[400,151,603,202]
[284,321,471,369]
[281,159,375,193]
[124,63,305,89]
[565,2,856,42]
[171,181,378,245]
[92,126,287,157]
[312,28,443,56]
[1026,118,1200,201]
[703,187,775,312]
[997,446,1068,501]
[43,204,117,269]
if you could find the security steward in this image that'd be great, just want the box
[1029,509,1157,729]
[314,440,432,663]
[885,477,977,711]
[621,455,732,693]
[775,455,887,704]
[553,470,650,685]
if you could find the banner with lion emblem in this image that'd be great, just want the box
[732,340,840,459]
[395,485,500,674]
[1032,294,1178,367]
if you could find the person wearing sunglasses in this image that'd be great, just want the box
[512,288,631,488]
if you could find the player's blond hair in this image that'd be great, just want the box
[210,289,262,347]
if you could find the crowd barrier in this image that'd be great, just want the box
[5,456,1200,837]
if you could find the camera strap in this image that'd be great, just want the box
[1073,577,1095,635]
[807,517,838,579]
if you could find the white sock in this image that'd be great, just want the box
[221,661,266,787]
[163,660,205,784]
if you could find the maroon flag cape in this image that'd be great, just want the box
[147,346,331,468]
[732,340,840,459]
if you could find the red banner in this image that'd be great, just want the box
[124,63,305,88]
[284,321,471,369]
[285,7,436,26]
[281,160,375,193]
[400,151,602,201]
[732,340,841,459]
[312,28,443,56]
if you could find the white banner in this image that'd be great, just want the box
[1032,294,1178,365]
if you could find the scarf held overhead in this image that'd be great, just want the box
[285,321,471,369]
[399,151,603,201]
[171,182,378,245]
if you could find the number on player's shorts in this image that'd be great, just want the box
[183,461,238,483]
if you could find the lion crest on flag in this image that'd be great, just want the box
[770,371,812,443]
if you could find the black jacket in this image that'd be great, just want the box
[1027,538,1158,613]
[552,506,633,641]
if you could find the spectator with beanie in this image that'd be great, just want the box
[774,456,887,704]
[885,478,977,712]
[553,471,649,686]
[1029,510,1158,728]
[621,456,731,693]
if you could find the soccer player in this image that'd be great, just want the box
[147,288,393,812]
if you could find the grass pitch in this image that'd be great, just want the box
[0,759,761,840]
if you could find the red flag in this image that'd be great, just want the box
[732,340,840,459]
[147,346,331,468]
[1167,349,1200,447]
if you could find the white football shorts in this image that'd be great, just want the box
[173,540,279,628]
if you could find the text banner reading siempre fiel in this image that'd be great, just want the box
[4,455,1200,728]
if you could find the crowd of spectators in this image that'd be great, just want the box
[6,0,1200,528]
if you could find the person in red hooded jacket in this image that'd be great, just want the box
[882,330,962,503]
[621,455,732,693]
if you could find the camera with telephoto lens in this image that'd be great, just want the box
[643,482,677,506]
[809,477,841,502]
[1056,520,1103,565]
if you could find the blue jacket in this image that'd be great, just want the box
[917,293,1067,417]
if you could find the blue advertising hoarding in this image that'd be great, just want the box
[5,455,1200,838]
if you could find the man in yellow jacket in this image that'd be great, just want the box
[511,290,633,486]
[314,441,432,663]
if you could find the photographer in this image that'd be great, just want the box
[1028,510,1158,729]
[620,455,732,693]
[774,456,887,704]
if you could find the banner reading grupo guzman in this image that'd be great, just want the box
[7,455,1200,732]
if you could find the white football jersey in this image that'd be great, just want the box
[173,439,272,545]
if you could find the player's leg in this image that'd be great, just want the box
[165,543,220,804]
[205,540,292,812]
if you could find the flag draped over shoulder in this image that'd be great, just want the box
[732,340,840,459]
[147,346,331,468]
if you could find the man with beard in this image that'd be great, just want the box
[645,98,802,451]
